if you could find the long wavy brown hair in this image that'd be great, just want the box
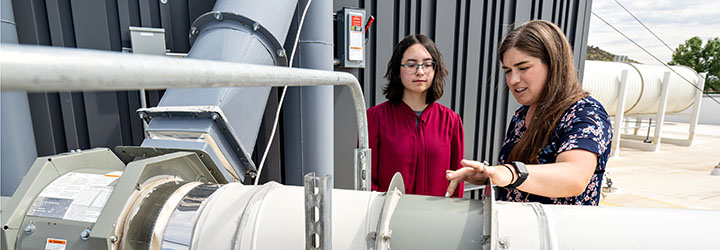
[499,20,588,164]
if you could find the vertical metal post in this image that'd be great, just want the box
[284,0,335,186]
[633,118,642,135]
[653,71,672,151]
[611,70,629,157]
[687,73,706,143]
[139,89,148,135]
[304,172,332,250]
[1,0,38,196]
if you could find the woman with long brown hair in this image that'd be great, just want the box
[445,20,612,205]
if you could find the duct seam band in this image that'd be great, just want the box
[528,203,559,250]
[232,183,281,249]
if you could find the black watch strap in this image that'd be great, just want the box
[508,161,528,188]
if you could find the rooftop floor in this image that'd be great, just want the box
[600,121,720,209]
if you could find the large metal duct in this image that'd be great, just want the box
[140,0,298,183]
[0,0,38,196]
[180,183,720,250]
[582,60,703,116]
[3,149,719,250]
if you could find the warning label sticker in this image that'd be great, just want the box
[45,238,67,250]
[348,15,364,61]
[351,15,362,27]
[28,171,122,223]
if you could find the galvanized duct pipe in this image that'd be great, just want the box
[283,0,335,186]
[582,60,703,116]
[0,0,38,196]
[155,182,486,250]
[154,181,720,249]
[141,0,298,183]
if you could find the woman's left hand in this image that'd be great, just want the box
[445,159,514,197]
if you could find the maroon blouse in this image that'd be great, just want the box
[368,101,465,197]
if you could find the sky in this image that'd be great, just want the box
[588,0,720,65]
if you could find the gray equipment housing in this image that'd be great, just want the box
[1,148,217,250]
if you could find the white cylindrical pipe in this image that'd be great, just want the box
[583,60,643,115]
[190,183,385,250]
[582,60,703,116]
[495,201,720,249]
[184,182,720,250]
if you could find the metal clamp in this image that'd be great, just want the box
[304,173,332,250]
[482,180,497,250]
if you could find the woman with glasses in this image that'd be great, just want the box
[445,20,612,205]
[368,34,465,197]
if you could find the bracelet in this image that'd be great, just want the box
[502,164,516,187]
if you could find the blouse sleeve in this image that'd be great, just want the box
[556,101,612,164]
[367,108,380,191]
[498,107,522,165]
[450,114,465,198]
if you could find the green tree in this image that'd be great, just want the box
[668,36,720,93]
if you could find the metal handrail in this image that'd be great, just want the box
[0,44,371,190]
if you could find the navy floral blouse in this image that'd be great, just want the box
[496,96,612,205]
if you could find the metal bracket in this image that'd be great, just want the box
[353,148,371,191]
[189,11,287,67]
[304,173,332,250]
[115,146,222,184]
[482,180,497,250]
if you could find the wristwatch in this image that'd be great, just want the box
[508,161,528,188]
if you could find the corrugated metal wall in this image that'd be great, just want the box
[9,0,592,188]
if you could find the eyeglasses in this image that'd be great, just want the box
[401,61,436,74]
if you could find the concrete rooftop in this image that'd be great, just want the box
[600,121,720,209]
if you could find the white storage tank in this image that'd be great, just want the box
[582,60,703,116]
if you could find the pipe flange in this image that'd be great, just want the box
[374,173,405,250]
[189,11,288,67]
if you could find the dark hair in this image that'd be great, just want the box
[383,34,448,103]
[499,20,589,164]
